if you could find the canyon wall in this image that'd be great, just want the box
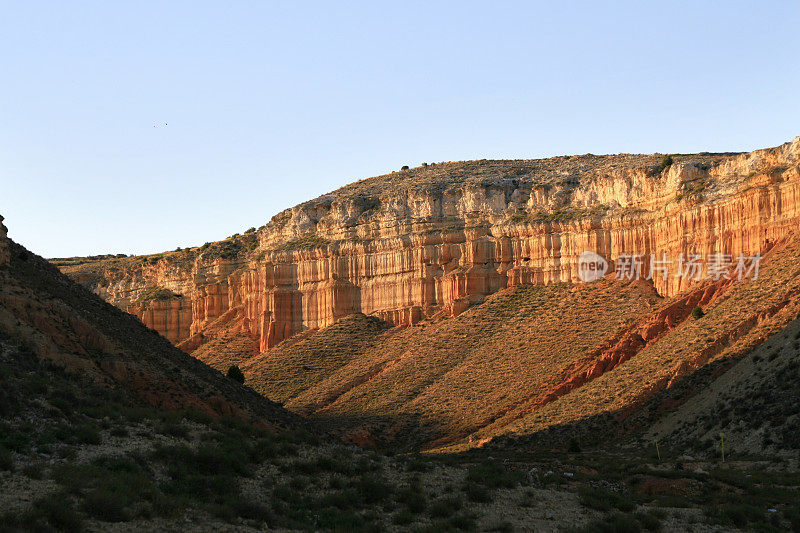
[58,138,800,354]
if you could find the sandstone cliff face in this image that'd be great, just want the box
[57,138,800,354]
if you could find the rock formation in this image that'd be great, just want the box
[0,215,10,266]
[57,138,800,355]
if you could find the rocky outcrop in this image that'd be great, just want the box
[57,138,800,354]
[0,215,9,266]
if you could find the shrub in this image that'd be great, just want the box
[634,511,662,531]
[466,462,523,489]
[83,489,131,522]
[578,486,636,513]
[227,365,245,384]
[22,463,44,479]
[405,456,432,472]
[156,421,189,438]
[318,488,360,510]
[692,306,705,319]
[110,426,130,438]
[0,446,13,471]
[393,510,415,525]
[29,492,83,532]
[568,437,582,453]
[245,227,256,234]
[463,481,492,503]
[74,424,102,445]
[427,496,462,518]
[401,165,409,170]
[658,155,674,172]
[397,484,427,513]
[706,503,764,528]
[316,507,365,530]
[355,474,393,504]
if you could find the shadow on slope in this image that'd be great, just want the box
[0,237,295,428]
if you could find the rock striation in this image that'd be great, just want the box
[56,138,800,354]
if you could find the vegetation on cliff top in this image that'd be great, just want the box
[134,286,181,305]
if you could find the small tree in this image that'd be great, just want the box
[692,306,705,319]
[567,437,581,453]
[227,365,245,384]
[658,155,674,172]
[400,165,409,170]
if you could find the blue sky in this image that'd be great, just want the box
[1,1,798,257]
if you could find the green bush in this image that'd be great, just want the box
[578,486,636,513]
[405,456,432,472]
[466,462,524,489]
[28,492,83,532]
[393,510,415,525]
[427,496,463,518]
[397,484,427,513]
[0,446,13,471]
[317,488,361,510]
[156,421,189,438]
[22,463,44,479]
[692,306,705,319]
[568,513,643,533]
[83,489,131,522]
[74,424,102,445]
[135,287,180,305]
[634,511,662,531]
[227,365,245,384]
[355,473,393,504]
[464,481,492,503]
[658,155,674,172]
[706,503,764,528]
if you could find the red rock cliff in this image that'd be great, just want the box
[56,138,800,354]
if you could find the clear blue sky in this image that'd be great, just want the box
[2,1,798,257]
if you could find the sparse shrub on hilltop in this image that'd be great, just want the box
[277,234,330,251]
[135,287,180,305]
